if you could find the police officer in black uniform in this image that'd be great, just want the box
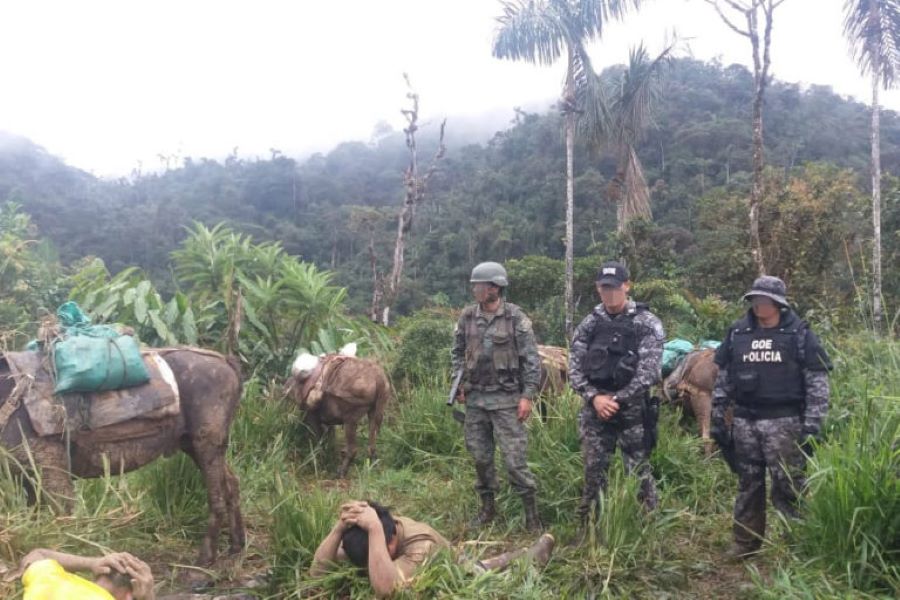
[569,261,665,523]
[712,276,832,558]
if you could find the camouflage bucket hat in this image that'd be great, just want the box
[742,275,789,307]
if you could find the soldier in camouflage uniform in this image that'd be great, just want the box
[451,261,543,531]
[712,276,832,558]
[568,261,664,524]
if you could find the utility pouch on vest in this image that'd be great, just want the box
[613,351,638,389]
[735,370,759,395]
[586,347,609,375]
[491,331,517,371]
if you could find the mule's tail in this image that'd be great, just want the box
[225,355,244,395]
[367,371,392,460]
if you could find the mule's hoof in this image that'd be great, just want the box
[228,543,245,556]
[195,550,216,568]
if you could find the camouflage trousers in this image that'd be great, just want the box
[578,398,657,517]
[464,405,537,497]
[732,415,806,550]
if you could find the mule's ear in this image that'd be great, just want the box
[292,353,320,379]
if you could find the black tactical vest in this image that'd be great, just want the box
[585,304,646,391]
[728,314,806,416]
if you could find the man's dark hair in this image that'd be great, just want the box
[97,571,133,595]
[341,501,397,568]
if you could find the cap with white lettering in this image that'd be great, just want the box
[596,261,630,288]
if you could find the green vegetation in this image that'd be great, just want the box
[1,54,898,598]
[1,334,896,598]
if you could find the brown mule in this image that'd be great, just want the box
[0,348,245,565]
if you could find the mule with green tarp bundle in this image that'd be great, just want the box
[1,303,247,565]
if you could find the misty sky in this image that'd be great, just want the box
[0,0,894,177]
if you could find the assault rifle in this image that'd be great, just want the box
[447,368,466,424]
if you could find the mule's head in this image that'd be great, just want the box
[662,357,688,403]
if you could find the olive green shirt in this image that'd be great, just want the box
[392,516,452,582]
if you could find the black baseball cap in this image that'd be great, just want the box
[596,261,629,288]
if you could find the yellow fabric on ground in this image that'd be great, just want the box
[23,558,115,600]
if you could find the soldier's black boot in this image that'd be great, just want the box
[522,494,542,532]
[470,493,496,528]
[569,500,593,546]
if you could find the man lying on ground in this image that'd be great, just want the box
[310,500,555,598]
[10,548,155,600]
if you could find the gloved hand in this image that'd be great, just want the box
[710,412,729,444]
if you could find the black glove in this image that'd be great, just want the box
[710,414,729,444]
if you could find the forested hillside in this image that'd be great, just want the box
[2,58,898,325]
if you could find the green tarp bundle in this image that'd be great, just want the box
[661,338,722,378]
[662,339,695,377]
[51,301,150,394]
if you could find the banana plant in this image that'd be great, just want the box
[68,259,197,346]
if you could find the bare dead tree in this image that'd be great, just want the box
[349,206,387,323]
[380,75,447,326]
[702,0,787,276]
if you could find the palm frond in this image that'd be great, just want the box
[844,0,900,88]
[616,145,653,231]
[610,41,675,147]
[575,42,614,147]
[492,1,567,66]
[493,0,640,66]
[567,0,642,40]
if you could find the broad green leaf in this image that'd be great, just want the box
[148,309,173,345]
[242,296,269,338]
[92,293,120,323]
[164,297,179,326]
[136,280,152,300]
[134,293,149,324]
[182,307,198,345]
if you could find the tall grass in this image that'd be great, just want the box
[1,335,897,598]
[786,336,900,594]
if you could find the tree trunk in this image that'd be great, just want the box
[564,53,576,341]
[749,4,768,276]
[380,82,446,326]
[368,228,382,323]
[871,69,883,331]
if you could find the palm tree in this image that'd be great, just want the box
[843,0,900,332]
[493,0,640,339]
[598,43,674,233]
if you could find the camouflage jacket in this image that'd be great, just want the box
[451,300,541,409]
[568,300,665,404]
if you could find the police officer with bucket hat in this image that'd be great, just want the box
[712,276,832,558]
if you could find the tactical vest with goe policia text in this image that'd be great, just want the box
[585,304,647,392]
[462,303,522,394]
[728,316,806,417]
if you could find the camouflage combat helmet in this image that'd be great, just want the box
[470,262,509,288]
